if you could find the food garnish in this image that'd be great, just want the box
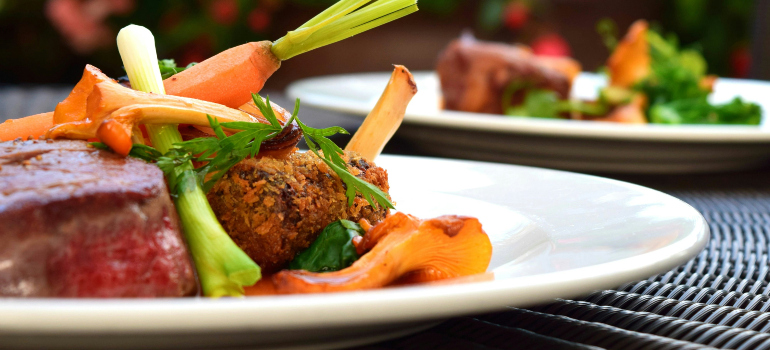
[288,220,366,273]
[158,59,196,80]
[248,213,492,294]
[116,24,260,298]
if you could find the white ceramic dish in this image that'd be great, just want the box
[0,155,709,349]
[287,72,770,173]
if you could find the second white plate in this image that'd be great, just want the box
[287,72,770,173]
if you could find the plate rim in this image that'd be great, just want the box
[286,71,770,143]
[0,155,709,334]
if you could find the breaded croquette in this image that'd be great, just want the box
[207,151,390,273]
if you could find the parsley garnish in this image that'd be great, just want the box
[158,59,197,80]
[98,94,394,209]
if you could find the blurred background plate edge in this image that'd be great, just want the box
[287,72,770,173]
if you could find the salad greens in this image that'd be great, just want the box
[632,30,760,125]
[649,97,761,125]
[502,80,607,119]
[289,220,365,272]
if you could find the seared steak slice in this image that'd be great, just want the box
[0,139,196,297]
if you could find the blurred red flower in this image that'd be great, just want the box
[531,33,571,57]
[503,1,529,30]
[248,8,270,33]
[46,0,135,54]
[730,46,752,78]
[211,0,239,26]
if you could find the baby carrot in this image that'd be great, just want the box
[164,42,280,109]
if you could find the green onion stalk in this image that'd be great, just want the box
[117,25,259,297]
[114,1,417,297]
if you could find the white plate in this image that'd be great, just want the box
[0,155,709,349]
[287,72,770,173]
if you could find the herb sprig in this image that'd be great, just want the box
[158,59,197,80]
[105,94,394,209]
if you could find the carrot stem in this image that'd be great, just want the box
[271,0,418,61]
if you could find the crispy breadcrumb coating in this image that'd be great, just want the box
[207,151,390,273]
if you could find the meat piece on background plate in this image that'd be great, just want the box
[436,34,581,115]
[0,139,197,297]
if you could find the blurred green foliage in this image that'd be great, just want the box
[0,0,757,84]
[666,0,754,76]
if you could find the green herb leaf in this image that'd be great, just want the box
[90,142,163,162]
[596,18,619,52]
[295,116,394,209]
[158,59,197,80]
[504,87,608,119]
[506,90,561,118]
[288,220,365,272]
[649,97,761,125]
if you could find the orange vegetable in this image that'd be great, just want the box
[0,112,53,142]
[0,42,280,142]
[96,119,133,157]
[345,65,417,161]
[164,41,280,109]
[44,65,291,148]
[246,212,493,295]
[700,75,717,93]
[608,20,650,88]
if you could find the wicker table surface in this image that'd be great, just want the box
[4,87,770,350]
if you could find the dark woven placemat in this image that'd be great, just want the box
[358,189,770,350]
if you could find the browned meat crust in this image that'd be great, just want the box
[207,151,390,273]
[436,35,580,115]
[0,139,197,297]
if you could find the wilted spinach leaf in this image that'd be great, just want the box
[289,220,366,272]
